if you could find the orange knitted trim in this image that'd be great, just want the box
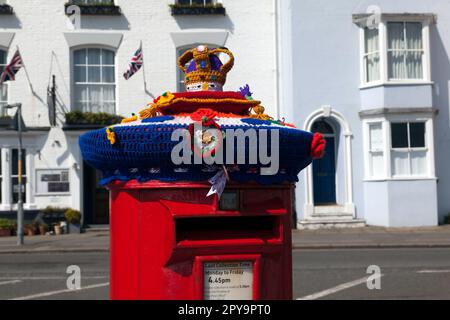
[157,97,261,108]
[175,112,244,118]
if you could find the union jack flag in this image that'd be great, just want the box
[123,44,143,80]
[0,49,23,84]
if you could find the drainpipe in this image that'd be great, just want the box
[273,0,281,120]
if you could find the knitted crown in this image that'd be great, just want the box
[178,45,234,91]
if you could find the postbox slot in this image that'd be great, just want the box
[175,215,281,245]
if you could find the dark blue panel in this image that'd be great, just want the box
[313,136,336,205]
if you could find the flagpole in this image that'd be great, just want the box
[16,46,34,93]
[140,40,149,96]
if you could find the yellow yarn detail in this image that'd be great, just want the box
[121,114,138,124]
[157,92,175,105]
[106,127,116,145]
[139,103,158,119]
[250,105,273,120]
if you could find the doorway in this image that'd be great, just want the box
[83,161,109,225]
[312,120,337,205]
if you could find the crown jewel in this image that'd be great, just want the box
[178,45,234,92]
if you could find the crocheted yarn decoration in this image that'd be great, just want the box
[178,45,234,92]
[79,45,326,187]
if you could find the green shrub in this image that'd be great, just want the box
[64,209,82,224]
[41,206,70,216]
[65,111,124,126]
[0,218,15,230]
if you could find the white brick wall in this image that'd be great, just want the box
[0,0,277,212]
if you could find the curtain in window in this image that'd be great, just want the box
[388,22,423,80]
[364,28,380,82]
[368,123,384,178]
[388,22,406,79]
[406,22,423,79]
[73,48,116,114]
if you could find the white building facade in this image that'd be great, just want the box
[0,0,278,225]
[278,0,449,228]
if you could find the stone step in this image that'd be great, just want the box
[297,219,366,230]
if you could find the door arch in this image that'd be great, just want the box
[302,106,355,219]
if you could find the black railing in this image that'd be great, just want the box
[0,4,13,15]
[170,3,226,16]
[64,1,121,16]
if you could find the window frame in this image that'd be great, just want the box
[175,0,217,6]
[359,15,432,88]
[363,114,435,181]
[390,121,428,178]
[35,168,71,196]
[71,46,117,115]
[0,48,8,116]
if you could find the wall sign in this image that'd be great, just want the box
[203,261,253,300]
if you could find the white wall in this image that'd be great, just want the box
[0,0,278,212]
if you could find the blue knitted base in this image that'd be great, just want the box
[79,122,314,185]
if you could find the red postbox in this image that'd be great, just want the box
[79,45,325,300]
[109,181,293,300]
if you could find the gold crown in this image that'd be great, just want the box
[178,45,234,89]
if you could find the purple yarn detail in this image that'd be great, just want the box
[186,54,223,74]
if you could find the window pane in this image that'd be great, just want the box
[410,122,425,148]
[48,182,70,193]
[102,66,115,83]
[391,123,408,148]
[364,28,379,53]
[406,51,423,79]
[391,151,409,176]
[88,85,102,112]
[369,123,383,151]
[0,84,7,102]
[74,85,88,103]
[102,85,115,102]
[370,152,384,178]
[88,66,101,82]
[0,50,6,64]
[12,149,26,175]
[388,22,405,50]
[410,150,427,175]
[102,103,115,115]
[74,66,86,82]
[388,51,406,79]
[102,50,114,65]
[311,120,334,134]
[365,53,380,82]
[87,49,101,65]
[406,22,423,50]
[74,49,86,65]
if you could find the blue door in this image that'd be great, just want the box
[313,136,336,205]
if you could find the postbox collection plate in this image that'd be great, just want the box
[203,261,254,300]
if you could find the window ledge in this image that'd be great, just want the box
[364,177,437,182]
[34,193,71,197]
[170,5,226,16]
[64,3,121,16]
[360,80,434,90]
[0,4,13,15]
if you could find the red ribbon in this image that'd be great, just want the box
[310,133,326,159]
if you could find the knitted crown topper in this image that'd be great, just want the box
[178,45,234,92]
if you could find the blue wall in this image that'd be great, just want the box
[281,0,450,224]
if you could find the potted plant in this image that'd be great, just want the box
[65,209,82,234]
[54,223,62,236]
[39,222,49,236]
[24,224,35,236]
[0,218,14,237]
